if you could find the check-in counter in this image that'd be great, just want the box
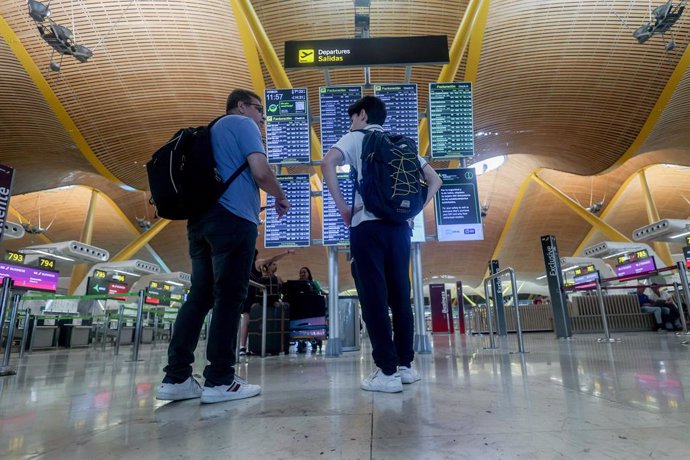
[30,317,59,349]
[58,318,92,348]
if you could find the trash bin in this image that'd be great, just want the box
[339,297,361,351]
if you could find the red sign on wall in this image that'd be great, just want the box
[429,283,454,333]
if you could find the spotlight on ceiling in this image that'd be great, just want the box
[71,44,93,63]
[28,0,51,22]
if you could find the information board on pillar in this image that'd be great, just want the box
[264,174,311,248]
[429,82,474,158]
[265,88,310,164]
[322,173,353,246]
[411,211,425,243]
[319,86,362,157]
[374,84,419,144]
[434,168,483,241]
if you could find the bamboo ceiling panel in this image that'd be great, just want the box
[1,0,254,190]
[0,38,97,194]
[474,0,690,175]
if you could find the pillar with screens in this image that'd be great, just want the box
[373,84,419,144]
[322,173,353,246]
[264,174,311,248]
[428,82,474,159]
[264,88,310,164]
[319,86,362,156]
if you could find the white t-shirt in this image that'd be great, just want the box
[647,288,673,303]
[331,124,428,228]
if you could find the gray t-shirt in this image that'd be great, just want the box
[331,124,428,228]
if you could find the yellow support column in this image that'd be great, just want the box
[638,169,673,266]
[229,0,266,101]
[531,173,630,242]
[418,0,483,156]
[111,218,171,262]
[68,189,99,294]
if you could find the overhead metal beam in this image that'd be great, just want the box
[531,172,630,242]
[8,206,51,245]
[417,0,483,157]
[638,169,673,266]
[0,15,123,186]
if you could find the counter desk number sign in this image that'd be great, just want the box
[5,250,24,264]
[39,257,55,270]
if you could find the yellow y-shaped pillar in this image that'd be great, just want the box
[111,218,171,262]
[68,189,99,294]
[638,169,672,266]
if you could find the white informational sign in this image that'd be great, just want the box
[411,211,426,243]
[434,168,484,242]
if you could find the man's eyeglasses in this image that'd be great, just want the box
[245,102,264,113]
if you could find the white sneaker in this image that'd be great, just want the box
[361,368,403,393]
[200,376,261,404]
[156,376,202,401]
[398,366,421,384]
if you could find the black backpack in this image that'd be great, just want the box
[352,130,428,222]
[146,116,248,220]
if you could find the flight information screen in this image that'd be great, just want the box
[264,174,311,248]
[322,173,353,246]
[429,82,474,158]
[374,84,419,144]
[434,168,483,242]
[319,86,362,156]
[265,88,310,164]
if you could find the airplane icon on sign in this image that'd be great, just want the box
[299,49,315,63]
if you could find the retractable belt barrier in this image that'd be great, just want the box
[482,267,527,354]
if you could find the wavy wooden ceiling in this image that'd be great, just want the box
[1,0,689,291]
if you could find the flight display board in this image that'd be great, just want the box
[429,82,474,158]
[573,271,600,290]
[434,168,483,242]
[319,86,363,157]
[322,173,353,246]
[265,88,310,164]
[683,246,690,269]
[264,174,311,248]
[0,262,58,292]
[374,84,419,144]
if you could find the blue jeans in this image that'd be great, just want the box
[350,220,413,375]
[164,203,257,385]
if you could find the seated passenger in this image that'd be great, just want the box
[648,283,682,330]
[636,285,674,332]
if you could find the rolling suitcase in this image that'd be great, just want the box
[248,302,289,355]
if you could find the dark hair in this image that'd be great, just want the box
[347,96,386,125]
[226,89,261,113]
[300,266,313,282]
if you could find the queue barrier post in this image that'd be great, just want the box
[114,305,125,356]
[130,291,145,362]
[595,279,620,343]
[152,309,159,347]
[484,267,528,353]
[508,269,527,354]
[101,313,109,351]
[672,281,689,336]
[0,293,22,376]
[482,275,498,350]
[19,309,30,359]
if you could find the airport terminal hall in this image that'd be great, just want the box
[2,0,690,458]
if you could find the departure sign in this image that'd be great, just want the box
[265,88,310,164]
[38,257,55,270]
[264,174,311,248]
[374,84,419,144]
[322,173,353,246]
[434,168,483,242]
[5,250,24,264]
[319,86,362,156]
[429,82,474,158]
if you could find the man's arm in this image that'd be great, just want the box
[247,152,290,217]
[422,163,443,208]
[322,147,352,226]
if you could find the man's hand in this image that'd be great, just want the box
[275,198,290,218]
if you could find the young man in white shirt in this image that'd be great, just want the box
[322,96,442,393]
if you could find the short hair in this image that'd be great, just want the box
[347,96,386,125]
[226,89,261,113]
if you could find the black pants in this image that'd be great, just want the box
[164,204,257,385]
[350,220,413,375]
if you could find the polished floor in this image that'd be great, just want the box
[1,331,690,459]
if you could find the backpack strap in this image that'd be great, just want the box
[208,114,250,197]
